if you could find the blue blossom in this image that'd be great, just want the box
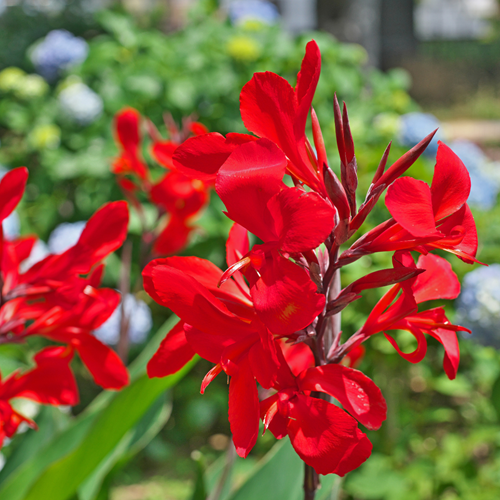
[449,140,499,211]
[93,294,153,346]
[399,112,442,157]
[228,0,280,26]
[456,265,500,348]
[58,82,103,125]
[48,221,86,254]
[30,30,88,82]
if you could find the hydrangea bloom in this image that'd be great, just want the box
[399,112,443,157]
[456,265,500,348]
[449,140,500,210]
[58,82,103,125]
[30,30,88,82]
[228,0,280,26]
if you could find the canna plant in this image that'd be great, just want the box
[142,40,479,499]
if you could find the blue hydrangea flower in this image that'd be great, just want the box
[399,112,443,158]
[449,140,499,211]
[456,265,500,348]
[58,82,103,125]
[93,294,153,346]
[30,30,88,82]
[48,221,86,254]
[228,0,280,26]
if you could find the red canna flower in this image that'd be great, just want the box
[260,344,385,476]
[0,346,78,448]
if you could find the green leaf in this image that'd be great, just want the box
[22,367,193,500]
[0,315,191,500]
[227,440,339,500]
[77,392,172,500]
[491,372,500,420]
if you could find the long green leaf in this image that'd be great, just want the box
[227,439,339,500]
[0,315,189,500]
[22,364,193,500]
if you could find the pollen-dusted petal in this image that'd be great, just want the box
[216,139,287,243]
[431,142,471,221]
[229,359,260,458]
[287,394,372,476]
[298,364,387,430]
[269,188,335,253]
[0,167,28,224]
[413,253,460,303]
[386,177,441,238]
[251,255,324,335]
[147,321,195,378]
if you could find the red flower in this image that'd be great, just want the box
[216,140,334,334]
[341,252,466,379]
[340,143,479,265]
[260,345,385,476]
[0,347,78,448]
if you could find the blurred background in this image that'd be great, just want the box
[1,1,500,499]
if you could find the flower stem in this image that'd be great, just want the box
[304,462,320,500]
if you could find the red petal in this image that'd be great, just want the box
[229,359,260,458]
[153,215,192,256]
[150,172,209,218]
[426,327,460,380]
[280,341,315,377]
[115,108,141,152]
[0,167,28,223]
[172,132,256,182]
[287,394,372,476]
[74,201,129,271]
[240,71,320,190]
[143,260,254,337]
[216,139,287,243]
[154,256,253,318]
[431,142,471,221]
[269,188,335,253]
[299,364,387,430]
[4,347,79,406]
[386,177,440,237]
[384,325,428,364]
[295,40,321,138]
[251,255,324,335]
[260,394,289,439]
[147,321,195,378]
[434,204,478,262]
[151,140,178,169]
[248,328,279,389]
[72,334,129,389]
[226,223,251,298]
[413,253,460,302]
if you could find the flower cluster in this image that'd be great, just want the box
[0,167,129,447]
[112,108,211,256]
[143,41,478,477]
